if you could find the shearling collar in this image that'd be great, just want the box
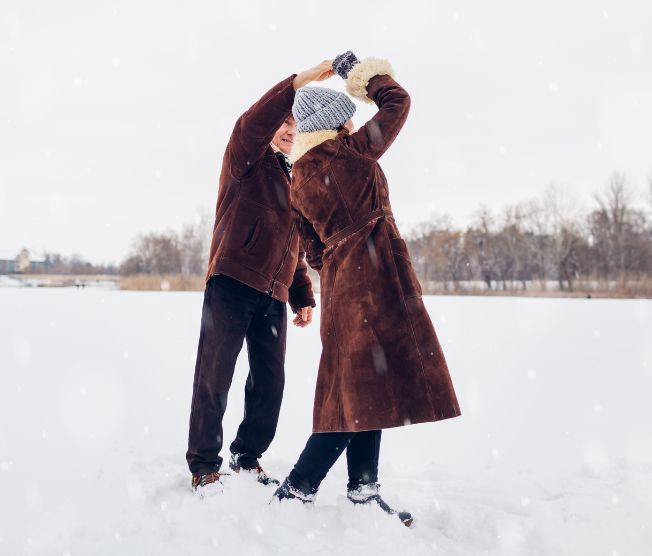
[289,129,340,164]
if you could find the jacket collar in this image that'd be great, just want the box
[289,129,341,164]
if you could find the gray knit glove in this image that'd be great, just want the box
[332,51,360,80]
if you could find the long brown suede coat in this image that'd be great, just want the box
[206,75,315,312]
[289,59,461,432]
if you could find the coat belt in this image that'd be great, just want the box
[323,208,393,248]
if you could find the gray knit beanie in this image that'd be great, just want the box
[292,86,356,133]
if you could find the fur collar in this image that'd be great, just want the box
[289,129,339,164]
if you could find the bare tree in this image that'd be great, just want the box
[467,205,497,289]
[422,229,469,290]
[520,198,553,289]
[541,184,582,290]
[596,173,629,277]
[587,173,649,284]
[122,231,182,276]
[179,209,213,276]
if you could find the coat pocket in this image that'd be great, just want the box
[390,238,422,299]
[226,196,274,257]
[243,217,262,252]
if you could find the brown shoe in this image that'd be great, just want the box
[191,471,229,494]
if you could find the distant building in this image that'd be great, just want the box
[0,251,18,273]
[0,249,46,274]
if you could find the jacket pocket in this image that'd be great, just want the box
[390,238,422,299]
[243,217,262,252]
[225,196,274,258]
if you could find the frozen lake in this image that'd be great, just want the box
[1,288,651,555]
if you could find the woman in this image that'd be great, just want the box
[272,52,461,526]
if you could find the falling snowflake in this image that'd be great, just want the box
[372,345,388,374]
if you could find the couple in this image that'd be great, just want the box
[186,51,461,526]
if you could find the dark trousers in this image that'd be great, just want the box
[186,274,287,476]
[289,430,382,494]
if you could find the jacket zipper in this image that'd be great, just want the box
[267,222,295,294]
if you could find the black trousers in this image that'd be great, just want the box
[289,430,382,494]
[186,274,287,476]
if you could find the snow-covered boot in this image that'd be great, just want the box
[229,452,280,486]
[347,482,414,528]
[272,477,316,504]
[191,471,229,496]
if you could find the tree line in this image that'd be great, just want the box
[120,173,652,296]
[38,253,117,275]
[405,173,652,294]
[120,212,212,278]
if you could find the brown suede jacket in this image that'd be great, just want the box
[205,76,315,313]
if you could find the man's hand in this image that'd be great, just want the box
[293,61,335,90]
[292,306,313,328]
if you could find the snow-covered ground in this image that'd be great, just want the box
[0,275,23,287]
[1,289,651,555]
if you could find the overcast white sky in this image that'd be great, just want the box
[1,0,651,264]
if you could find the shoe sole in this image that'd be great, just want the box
[349,495,415,528]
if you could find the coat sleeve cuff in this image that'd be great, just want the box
[288,284,316,314]
[345,58,395,104]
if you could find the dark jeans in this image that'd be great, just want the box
[186,274,287,476]
[289,430,382,493]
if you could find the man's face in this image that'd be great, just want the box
[272,116,296,155]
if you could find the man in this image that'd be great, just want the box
[186,61,335,494]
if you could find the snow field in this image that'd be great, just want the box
[1,289,651,555]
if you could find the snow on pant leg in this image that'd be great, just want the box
[289,432,355,494]
[186,276,257,476]
[229,294,287,467]
[346,430,382,491]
